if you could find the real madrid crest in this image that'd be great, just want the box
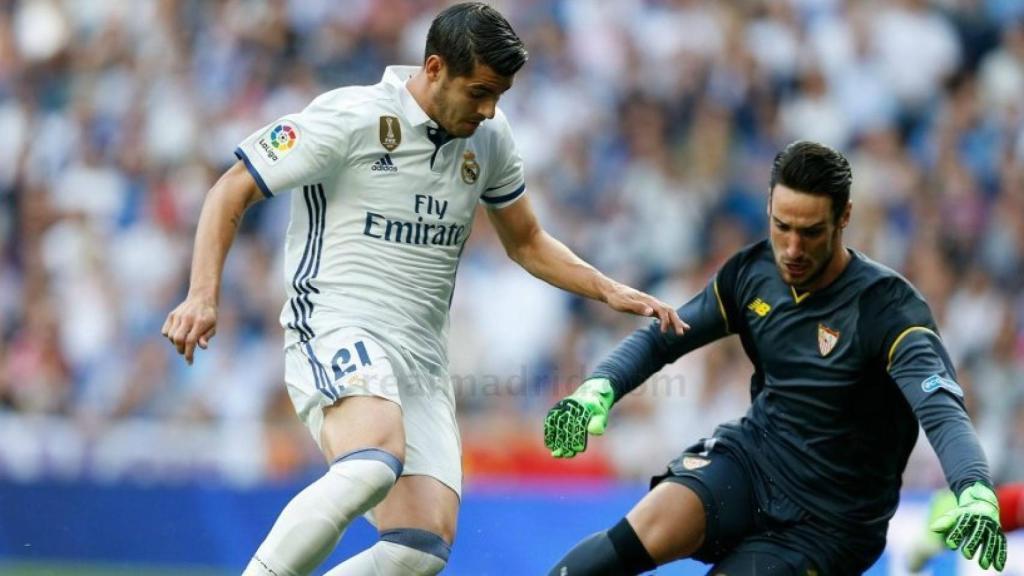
[379,115,401,151]
[818,323,840,357]
[461,150,480,184]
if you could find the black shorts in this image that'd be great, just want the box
[651,438,885,576]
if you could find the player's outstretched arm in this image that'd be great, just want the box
[162,161,265,365]
[486,196,688,335]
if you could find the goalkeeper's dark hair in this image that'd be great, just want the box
[425,2,528,78]
[770,141,852,223]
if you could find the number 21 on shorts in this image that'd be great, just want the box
[331,341,372,381]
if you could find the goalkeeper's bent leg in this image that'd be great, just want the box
[547,518,656,576]
[242,449,402,576]
[324,529,449,575]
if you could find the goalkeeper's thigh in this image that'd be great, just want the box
[709,550,805,576]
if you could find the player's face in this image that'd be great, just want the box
[429,58,513,138]
[768,184,849,291]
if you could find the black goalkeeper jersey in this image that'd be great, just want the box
[592,240,990,533]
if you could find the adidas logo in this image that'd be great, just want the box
[370,153,398,173]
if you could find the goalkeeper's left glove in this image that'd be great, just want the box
[930,481,1008,571]
[543,378,614,458]
[907,489,957,572]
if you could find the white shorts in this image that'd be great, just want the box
[283,326,462,497]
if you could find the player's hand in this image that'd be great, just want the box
[602,282,688,336]
[161,294,218,366]
[544,378,614,458]
[930,482,1007,571]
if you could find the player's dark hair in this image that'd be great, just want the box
[770,141,852,223]
[424,2,528,78]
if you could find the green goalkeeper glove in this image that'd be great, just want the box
[930,482,1008,571]
[907,489,956,572]
[544,378,614,458]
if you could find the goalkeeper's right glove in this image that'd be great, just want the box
[544,378,614,458]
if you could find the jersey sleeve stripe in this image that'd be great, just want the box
[887,326,938,370]
[713,278,732,333]
[485,178,518,192]
[481,183,526,205]
[234,147,274,198]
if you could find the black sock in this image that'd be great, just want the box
[548,519,656,576]
[547,531,624,576]
[608,518,657,574]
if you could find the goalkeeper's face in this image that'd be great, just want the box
[429,58,513,138]
[768,184,850,291]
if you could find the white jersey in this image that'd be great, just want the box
[235,66,526,367]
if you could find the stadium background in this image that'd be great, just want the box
[0,0,1022,574]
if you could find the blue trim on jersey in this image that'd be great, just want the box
[288,186,316,341]
[481,182,525,205]
[287,299,311,340]
[234,147,273,198]
[308,184,327,291]
[287,184,327,342]
[426,126,454,170]
[299,184,326,328]
[301,185,324,330]
[334,448,404,478]
[380,528,451,561]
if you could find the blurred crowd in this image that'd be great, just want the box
[0,0,1022,488]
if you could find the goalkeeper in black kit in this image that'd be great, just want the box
[544,141,1008,575]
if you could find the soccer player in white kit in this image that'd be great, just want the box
[162,3,686,575]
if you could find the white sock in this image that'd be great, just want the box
[242,449,402,576]
[324,529,450,576]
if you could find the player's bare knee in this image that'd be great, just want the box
[321,395,406,462]
[380,528,450,574]
[407,501,457,545]
[376,504,457,546]
[414,512,456,545]
[374,476,459,544]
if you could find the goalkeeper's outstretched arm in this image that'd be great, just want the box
[861,278,1006,571]
[544,271,734,458]
[589,275,733,400]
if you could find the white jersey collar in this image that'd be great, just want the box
[383,65,436,128]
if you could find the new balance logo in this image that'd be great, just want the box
[747,297,771,317]
[371,153,398,173]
